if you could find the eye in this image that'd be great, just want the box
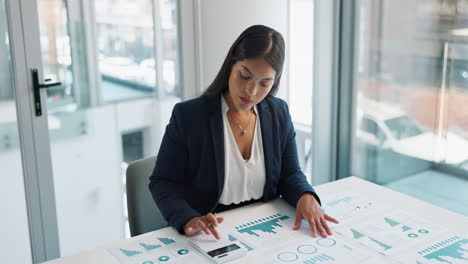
[261,82,271,88]
[239,72,251,80]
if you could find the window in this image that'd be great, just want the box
[95,0,156,102]
[95,0,181,102]
[34,0,182,256]
[349,0,468,216]
[289,0,314,126]
[288,0,314,179]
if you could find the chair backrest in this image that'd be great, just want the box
[126,156,168,237]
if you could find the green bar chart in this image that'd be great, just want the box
[326,196,353,207]
[157,237,175,245]
[303,253,335,264]
[419,237,468,263]
[235,214,290,237]
[139,243,162,251]
[119,248,143,257]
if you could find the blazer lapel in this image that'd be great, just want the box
[258,98,274,197]
[206,95,225,195]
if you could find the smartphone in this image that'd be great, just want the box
[188,234,247,263]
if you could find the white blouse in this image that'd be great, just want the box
[219,96,266,205]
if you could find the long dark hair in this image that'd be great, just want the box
[202,25,285,97]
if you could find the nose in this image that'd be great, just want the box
[245,81,258,97]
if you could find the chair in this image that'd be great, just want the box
[126,156,168,237]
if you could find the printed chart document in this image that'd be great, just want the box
[105,194,467,264]
[106,231,209,264]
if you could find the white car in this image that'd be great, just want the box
[356,98,468,166]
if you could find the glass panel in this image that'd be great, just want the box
[289,0,314,126]
[446,41,468,171]
[0,0,33,262]
[95,0,155,102]
[39,0,75,107]
[37,0,182,257]
[351,0,468,216]
[289,0,314,179]
[158,0,181,98]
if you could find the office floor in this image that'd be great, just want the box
[385,170,468,216]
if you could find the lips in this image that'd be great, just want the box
[240,96,253,105]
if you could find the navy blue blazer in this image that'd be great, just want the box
[149,94,320,233]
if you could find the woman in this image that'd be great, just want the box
[149,25,338,240]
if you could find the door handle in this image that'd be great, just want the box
[32,68,62,116]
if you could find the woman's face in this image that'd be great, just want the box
[227,57,276,111]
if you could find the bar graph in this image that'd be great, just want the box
[326,196,353,207]
[119,248,143,257]
[139,243,161,251]
[418,237,468,263]
[235,214,290,237]
[322,194,377,222]
[157,237,175,245]
[303,253,335,263]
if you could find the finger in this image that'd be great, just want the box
[205,213,219,227]
[314,218,327,238]
[307,218,317,237]
[293,214,302,230]
[196,219,211,235]
[184,219,200,236]
[185,226,197,236]
[216,217,225,224]
[324,214,339,224]
[321,217,333,236]
[207,224,221,240]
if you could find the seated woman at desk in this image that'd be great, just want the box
[149,25,338,239]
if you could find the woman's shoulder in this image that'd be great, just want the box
[172,95,218,119]
[264,96,288,109]
[262,96,290,118]
[174,96,206,109]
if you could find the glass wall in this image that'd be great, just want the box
[289,0,314,179]
[95,0,155,102]
[36,0,182,256]
[157,0,181,98]
[0,0,33,262]
[351,0,468,215]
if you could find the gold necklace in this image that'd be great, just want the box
[230,109,254,135]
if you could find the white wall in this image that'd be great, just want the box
[49,105,124,256]
[50,97,179,257]
[1,147,32,263]
[192,0,290,100]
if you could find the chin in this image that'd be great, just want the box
[238,102,253,110]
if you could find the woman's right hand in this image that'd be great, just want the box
[184,213,225,239]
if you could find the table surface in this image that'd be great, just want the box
[43,176,468,264]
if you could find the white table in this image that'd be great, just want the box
[43,176,468,264]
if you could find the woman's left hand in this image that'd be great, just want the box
[293,193,339,238]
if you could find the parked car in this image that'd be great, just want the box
[356,97,468,166]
